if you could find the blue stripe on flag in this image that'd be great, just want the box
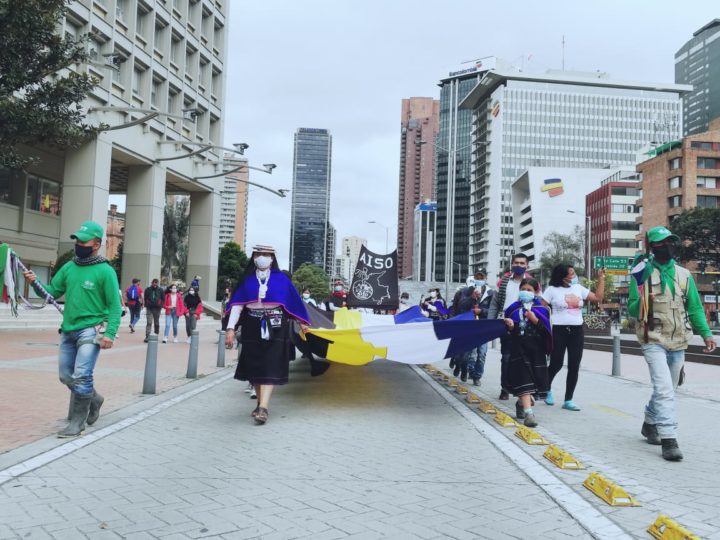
[432,319,508,358]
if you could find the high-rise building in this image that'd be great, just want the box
[397,97,439,279]
[219,154,249,251]
[675,20,720,136]
[0,0,229,300]
[325,223,337,277]
[636,118,720,244]
[289,128,332,272]
[461,69,689,279]
[434,58,503,282]
[339,236,367,282]
[413,201,437,282]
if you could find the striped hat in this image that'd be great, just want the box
[251,244,275,254]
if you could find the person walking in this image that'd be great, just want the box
[163,284,184,343]
[454,270,495,385]
[542,263,605,411]
[488,253,538,400]
[629,226,716,461]
[182,286,203,343]
[503,278,551,427]
[22,221,121,437]
[125,278,143,333]
[143,278,163,343]
[421,288,450,320]
[224,245,310,424]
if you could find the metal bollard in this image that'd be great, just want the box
[186,329,199,378]
[143,335,159,394]
[216,329,225,368]
[611,335,621,377]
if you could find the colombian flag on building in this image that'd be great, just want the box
[304,306,507,366]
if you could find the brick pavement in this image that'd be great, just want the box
[0,320,227,454]
[0,360,594,539]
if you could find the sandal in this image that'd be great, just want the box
[254,407,269,424]
[251,405,260,418]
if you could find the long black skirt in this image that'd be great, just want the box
[234,307,293,385]
[506,333,550,398]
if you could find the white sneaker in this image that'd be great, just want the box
[186,338,191,344]
[173,337,178,343]
[244,383,253,393]
[162,337,168,343]
[250,388,257,399]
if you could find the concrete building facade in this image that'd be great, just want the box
[325,223,336,277]
[0,0,229,301]
[397,97,439,279]
[412,201,437,282]
[289,128,332,273]
[461,69,689,279]
[675,20,720,136]
[338,236,367,283]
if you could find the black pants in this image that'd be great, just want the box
[548,325,584,401]
[145,307,161,336]
[499,334,511,392]
[184,314,197,337]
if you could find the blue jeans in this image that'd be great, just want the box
[164,309,179,337]
[129,303,142,327]
[469,343,488,379]
[59,327,101,397]
[642,343,684,439]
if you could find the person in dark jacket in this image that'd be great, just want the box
[182,286,203,343]
[143,278,164,342]
[454,270,495,385]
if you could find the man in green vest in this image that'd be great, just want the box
[628,226,716,461]
[23,221,121,437]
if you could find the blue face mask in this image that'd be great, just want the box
[518,291,535,304]
[511,266,526,276]
[569,277,579,285]
[474,280,486,288]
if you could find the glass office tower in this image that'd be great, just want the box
[289,128,332,272]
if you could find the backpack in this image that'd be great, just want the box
[127,285,139,301]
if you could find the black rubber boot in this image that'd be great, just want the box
[661,438,683,461]
[515,400,525,419]
[57,394,91,438]
[641,422,661,445]
[87,391,105,426]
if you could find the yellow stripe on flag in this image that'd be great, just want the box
[540,183,563,192]
[308,328,388,365]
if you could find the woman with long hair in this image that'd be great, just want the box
[224,245,310,424]
[542,263,605,411]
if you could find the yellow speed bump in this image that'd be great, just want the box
[515,426,549,445]
[647,514,700,540]
[466,393,481,403]
[478,401,496,414]
[494,411,518,427]
[543,445,585,469]
[582,472,640,507]
[456,385,469,395]
[448,379,459,389]
[440,373,449,381]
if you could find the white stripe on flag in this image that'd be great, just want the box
[359,322,448,364]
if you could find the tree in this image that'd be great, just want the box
[51,249,73,278]
[670,208,720,271]
[161,197,189,282]
[0,0,99,170]
[109,240,123,285]
[216,241,248,300]
[537,226,586,282]
[291,263,330,301]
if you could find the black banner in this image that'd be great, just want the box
[346,246,399,310]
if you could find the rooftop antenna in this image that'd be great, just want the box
[562,35,566,71]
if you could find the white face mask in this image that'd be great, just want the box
[189,290,195,295]
[302,293,310,299]
[430,292,437,299]
[170,287,177,293]
[254,255,272,269]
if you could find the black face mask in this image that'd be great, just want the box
[652,245,674,261]
[74,244,94,259]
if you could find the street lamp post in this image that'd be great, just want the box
[452,261,462,284]
[567,210,592,279]
[368,221,389,253]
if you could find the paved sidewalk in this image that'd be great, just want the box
[0,361,593,539]
[0,322,227,454]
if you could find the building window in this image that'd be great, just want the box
[132,66,145,96]
[698,157,720,169]
[116,0,127,21]
[668,195,682,208]
[668,176,682,189]
[690,141,719,150]
[26,175,62,215]
[611,203,639,213]
[697,176,718,188]
[697,195,719,208]
[668,157,682,170]
[610,186,640,196]
[151,78,162,108]
[0,168,23,206]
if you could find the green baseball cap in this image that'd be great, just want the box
[647,226,679,244]
[70,221,104,242]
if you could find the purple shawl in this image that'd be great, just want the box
[226,269,310,324]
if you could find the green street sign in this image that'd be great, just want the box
[594,256,631,275]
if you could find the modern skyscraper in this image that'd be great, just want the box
[461,69,689,279]
[397,97,439,279]
[289,128,332,272]
[675,20,720,136]
[339,236,367,282]
[413,201,437,282]
[325,222,337,277]
[219,153,249,251]
[434,57,506,283]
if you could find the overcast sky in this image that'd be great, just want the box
[223,1,716,268]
